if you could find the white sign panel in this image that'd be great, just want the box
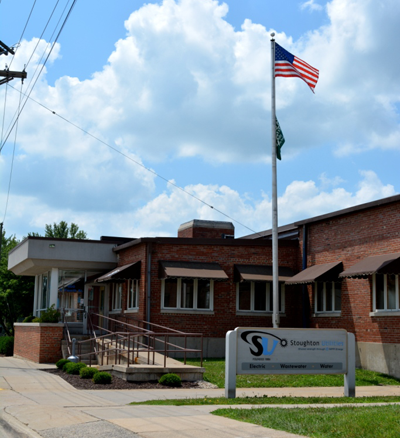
[236,328,347,375]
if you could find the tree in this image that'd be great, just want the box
[28,221,88,239]
[0,230,34,336]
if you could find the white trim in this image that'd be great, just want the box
[127,279,139,310]
[312,312,341,318]
[160,310,215,315]
[314,281,341,313]
[110,283,122,311]
[373,274,400,311]
[236,281,285,313]
[370,310,400,317]
[161,278,214,311]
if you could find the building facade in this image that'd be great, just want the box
[8,195,400,376]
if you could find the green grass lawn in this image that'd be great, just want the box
[131,395,400,406]
[184,358,400,388]
[213,405,400,438]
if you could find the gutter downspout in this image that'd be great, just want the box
[302,224,308,328]
[146,242,152,330]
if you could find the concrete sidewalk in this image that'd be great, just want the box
[2,357,400,438]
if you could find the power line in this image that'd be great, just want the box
[7,0,38,70]
[0,0,78,154]
[6,85,264,238]
[2,81,23,223]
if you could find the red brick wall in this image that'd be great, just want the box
[117,240,301,337]
[299,201,400,343]
[14,323,64,363]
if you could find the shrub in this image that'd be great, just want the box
[22,315,35,323]
[80,367,98,379]
[39,305,61,323]
[0,336,14,356]
[64,362,87,375]
[158,373,182,387]
[32,317,41,323]
[93,371,112,384]
[56,358,70,369]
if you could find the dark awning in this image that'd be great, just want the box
[285,261,343,285]
[159,261,228,281]
[234,264,294,282]
[95,261,141,283]
[339,253,400,278]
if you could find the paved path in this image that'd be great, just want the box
[2,357,400,438]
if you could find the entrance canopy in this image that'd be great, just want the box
[285,261,343,285]
[95,261,141,283]
[234,264,293,282]
[339,253,400,278]
[159,260,228,280]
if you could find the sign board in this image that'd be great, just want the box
[237,328,347,375]
[225,327,355,398]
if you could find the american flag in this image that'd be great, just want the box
[275,43,319,93]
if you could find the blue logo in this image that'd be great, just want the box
[241,330,287,357]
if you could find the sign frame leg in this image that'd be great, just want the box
[344,332,356,397]
[225,329,237,399]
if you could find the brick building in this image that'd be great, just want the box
[8,194,400,376]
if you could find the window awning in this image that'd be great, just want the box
[159,261,228,281]
[95,261,141,283]
[234,264,294,282]
[339,253,400,278]
[285,261,343,285]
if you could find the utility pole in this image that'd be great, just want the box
[0,40,27,85]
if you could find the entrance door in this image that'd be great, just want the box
[87,285,107,333]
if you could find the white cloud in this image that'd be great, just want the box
[301,0,323,12]
[0,0,399,241]
[3,0,400,163]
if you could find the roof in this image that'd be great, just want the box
[8,237,118,276]
[285,261,343,285]
[240,223,299,240]
[178,219,234,232]
[113,236,298,252]
[295,194,400,226]
[339,253,400,278]
[241,195,400,240]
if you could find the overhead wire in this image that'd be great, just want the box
[2,81,23,223]
[1,0,68,149]
[6,84,264,238]
[24,0,61,70]
[1,0,264,238]
[7,0,37,69]
[0,0,78,154]
[1,0,78,227]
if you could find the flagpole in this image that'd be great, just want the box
[270,33,279,329]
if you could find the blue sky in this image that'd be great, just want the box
[0,0,399,240]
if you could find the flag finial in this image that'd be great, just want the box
[270,32,275,41]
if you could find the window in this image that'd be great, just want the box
[237,282,285,312]
[127,279,139,310]
[41,273,50,310]
[110,283,122,311]
[314,282,341,313]
[161,278,213,310]
[373,274,399,311]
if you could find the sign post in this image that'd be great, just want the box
[225,328,355,398]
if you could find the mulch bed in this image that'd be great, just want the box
[45,368,201,390]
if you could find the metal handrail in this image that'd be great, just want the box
[63,310,203,368]
[87,312,203,367]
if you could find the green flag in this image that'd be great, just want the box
[275,117,285,160]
